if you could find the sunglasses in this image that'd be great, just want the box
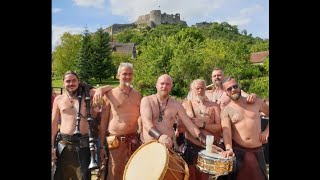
[226,84,239,92]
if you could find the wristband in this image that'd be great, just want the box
[148,127,162,139]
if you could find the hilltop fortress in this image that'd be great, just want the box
[105,10,187,35]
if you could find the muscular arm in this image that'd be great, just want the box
[221,107,232,150]
[100,97,111,146]
[177,103,202,139]
[140,97,155,132]
[205,104,222,133]
[93,85,113,104]
[259,99,269,138]
[51,96,60,147]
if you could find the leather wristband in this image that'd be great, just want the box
[148,127,162,139]
[197,132,206,145]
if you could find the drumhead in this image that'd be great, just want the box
[199,150,230,160]
[124,141,168,180]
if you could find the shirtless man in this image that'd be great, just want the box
[205,68,256,110]
[97,62,142,180]
[51,71,112,180]
[220,77,269,180]
[179,79,222,180]
[140,74,223,153]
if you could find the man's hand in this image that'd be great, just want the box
[221,149,235,158]
[93,88,106,107]
[52,148,57,163]
[259,130,269,144]
[246,93,257,104]
[158,134,173,149]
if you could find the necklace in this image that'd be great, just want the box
[195,100,206,117]
[119,86,132,97]
[157,97,169,122]
[66,92,76,108]
[212,89,223,102]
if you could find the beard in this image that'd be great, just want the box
[159,90,169,98]
[124,82,131,87]
[230,91,241,101]
[195,94,205,102]
[212,79,222,87]
[67,89,77,97]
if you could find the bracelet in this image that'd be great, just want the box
[226,148,233,151]
[148,126,162,139]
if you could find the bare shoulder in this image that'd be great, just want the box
[181,99,190,106]
[55,94,64,101]
[221,105,232,118]
[170,98,184,110]
[131,89,142,99]
[141,95,153,103]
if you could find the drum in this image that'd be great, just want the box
[123,141,189,180]
[196,150,235,176]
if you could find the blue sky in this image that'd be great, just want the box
[52,0,269,51]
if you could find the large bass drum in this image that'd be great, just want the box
[123,141,189,180]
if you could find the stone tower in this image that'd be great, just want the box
[150,10,161,26]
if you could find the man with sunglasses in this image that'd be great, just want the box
[205,68,256,110]
[220,77,269,180]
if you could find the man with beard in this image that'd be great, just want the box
[205,68,256,110]
[178,79,222,180]
[52,71,113,180]
[140,74,223,151]
[220,77,269,180]
[95,62,142,180]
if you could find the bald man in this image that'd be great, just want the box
[140,74,223,154]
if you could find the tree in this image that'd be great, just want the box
[91,28,113,83]
[77,27,94,83]
[52,33,82,78]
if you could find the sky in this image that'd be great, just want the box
[52,0,269,51]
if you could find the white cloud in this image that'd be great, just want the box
[227,17,251,27]
[240,4,263,16]
[52,25,83,51]
[72,0,105,9]
[109,0,227,24]
[52,8,62,14]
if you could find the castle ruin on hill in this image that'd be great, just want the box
[105,10,187,35]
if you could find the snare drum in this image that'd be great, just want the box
[196,150,235,176]
[123,141,189,180]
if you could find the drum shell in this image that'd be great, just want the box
[123,141,189,180]
[196,151,235,175]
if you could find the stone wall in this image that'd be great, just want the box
[107,10,187,35]
[105,23,135,35]
[135,10,186,26]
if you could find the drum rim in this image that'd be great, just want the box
[123,140,169,180]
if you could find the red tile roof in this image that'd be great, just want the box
[250,51,269,63]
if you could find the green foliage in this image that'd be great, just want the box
[115,28,145,45]
[91,28,113,82]
[134,36,174,95]
[77,27,94,83]
[247,77,269,98]
[145,24,186,39]
[52,33,82,77]
[52,21,269,98]
[250,40,269,53]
